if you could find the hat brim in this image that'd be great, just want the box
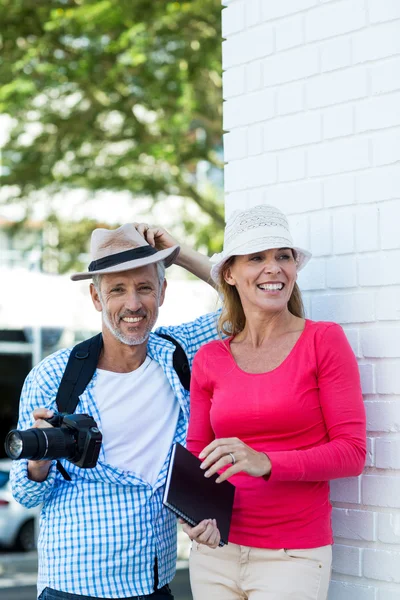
[70,245,180,281]
[210,242,311,284]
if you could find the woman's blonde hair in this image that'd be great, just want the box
[217,255,305,337]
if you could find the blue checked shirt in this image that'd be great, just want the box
[10,311,220,599]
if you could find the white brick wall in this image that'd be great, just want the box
[221,0,400,596]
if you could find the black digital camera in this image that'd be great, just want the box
[4,413,102,469]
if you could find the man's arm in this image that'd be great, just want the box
[10,351,69,507]
[133,222,215,287]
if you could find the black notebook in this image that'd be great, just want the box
[163,442,235,546]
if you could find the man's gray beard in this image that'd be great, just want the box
[100,299,158,346]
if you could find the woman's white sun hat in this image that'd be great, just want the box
[210,204,312,284]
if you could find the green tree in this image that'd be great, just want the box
[0,0,224,270]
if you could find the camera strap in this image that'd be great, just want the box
[54,332,190,480]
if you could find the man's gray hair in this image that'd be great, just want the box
[92,261,166,294]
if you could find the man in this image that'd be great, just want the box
[10,222,219,600]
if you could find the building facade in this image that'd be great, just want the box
[222,0,400,597]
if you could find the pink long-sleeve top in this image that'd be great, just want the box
[187,320,366,549]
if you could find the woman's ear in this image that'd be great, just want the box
[223,266,236,286]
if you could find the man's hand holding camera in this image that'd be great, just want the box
[28,407,55,482]
[6,408,102,482]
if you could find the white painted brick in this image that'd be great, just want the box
[353,21,400,64]
[264,112,321,151]
[225,191,248,216]
[376,360,400,394]
[323,104,354,139]
[375,437,400,469]
[332,508,376,541]
[365,401,400,433]
[332,544,362,577]
[286,213,310,249]
[308,138,370,177]
[378,589,400,600]
[355,205,379,252]
[309,211,331,256]
[359,363,376,395]
[362,474,400,508]
[246,61,263,92]
[247,124,263,156]
[224,160,246,192]
[324,175,355,207]
[330,476,361,503]
[222,24,274,69]
[370,57,400,95]
[356,92,400,132]
[276,81,304,116]
[368,0,400,24]
[225,155,277,191]
[297,258,326,291]
[275,15,304,52]
[222,1,245,37]
[361,327,400,358]
[311,292,375,323]
[266,180,323,214]
[223,89,275,130]
[363,549,400,583]
[380,200,400,250]
[223,129,247,162]
[245,0,261,28]
[247,188,266,207]
[261,0,318,22]
[332,208,354,254]
[222,65,246,99]
[305,0,366,42]
[320,37,352,73]
[358,251,400,287]
[327,256,357,288]
[378,512,400,544]
[277,148,306,182]
[366,437,375,467]
[263,45,319,86]
[373,128,400,167]
[245,154,278,188]
[329,581,376,600]
[356,165,400,203]
[377,287,400,321]
[306,68,368,109]
[343,328,361,357]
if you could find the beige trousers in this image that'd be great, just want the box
[189,541,332,600]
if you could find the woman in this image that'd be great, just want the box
[183,204,366,600]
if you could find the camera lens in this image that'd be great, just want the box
[4,428,75,461]
[5,432,24,459]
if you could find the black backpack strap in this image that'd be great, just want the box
[156,333,191,391]
[55,333,103,415]
[54,333,103,481]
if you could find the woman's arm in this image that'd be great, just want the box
[186,349,216,456]
[266,324,367,482]
[200,325,366,484]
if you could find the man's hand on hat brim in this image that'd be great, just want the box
[133,223,179,252]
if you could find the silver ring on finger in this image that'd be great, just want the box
[228,452,236,465]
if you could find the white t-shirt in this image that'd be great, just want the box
[96,356,179,486]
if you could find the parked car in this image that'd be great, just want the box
[0,459,40,551]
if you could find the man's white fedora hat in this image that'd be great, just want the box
[71,224,180,281]
[210,204,311,284]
